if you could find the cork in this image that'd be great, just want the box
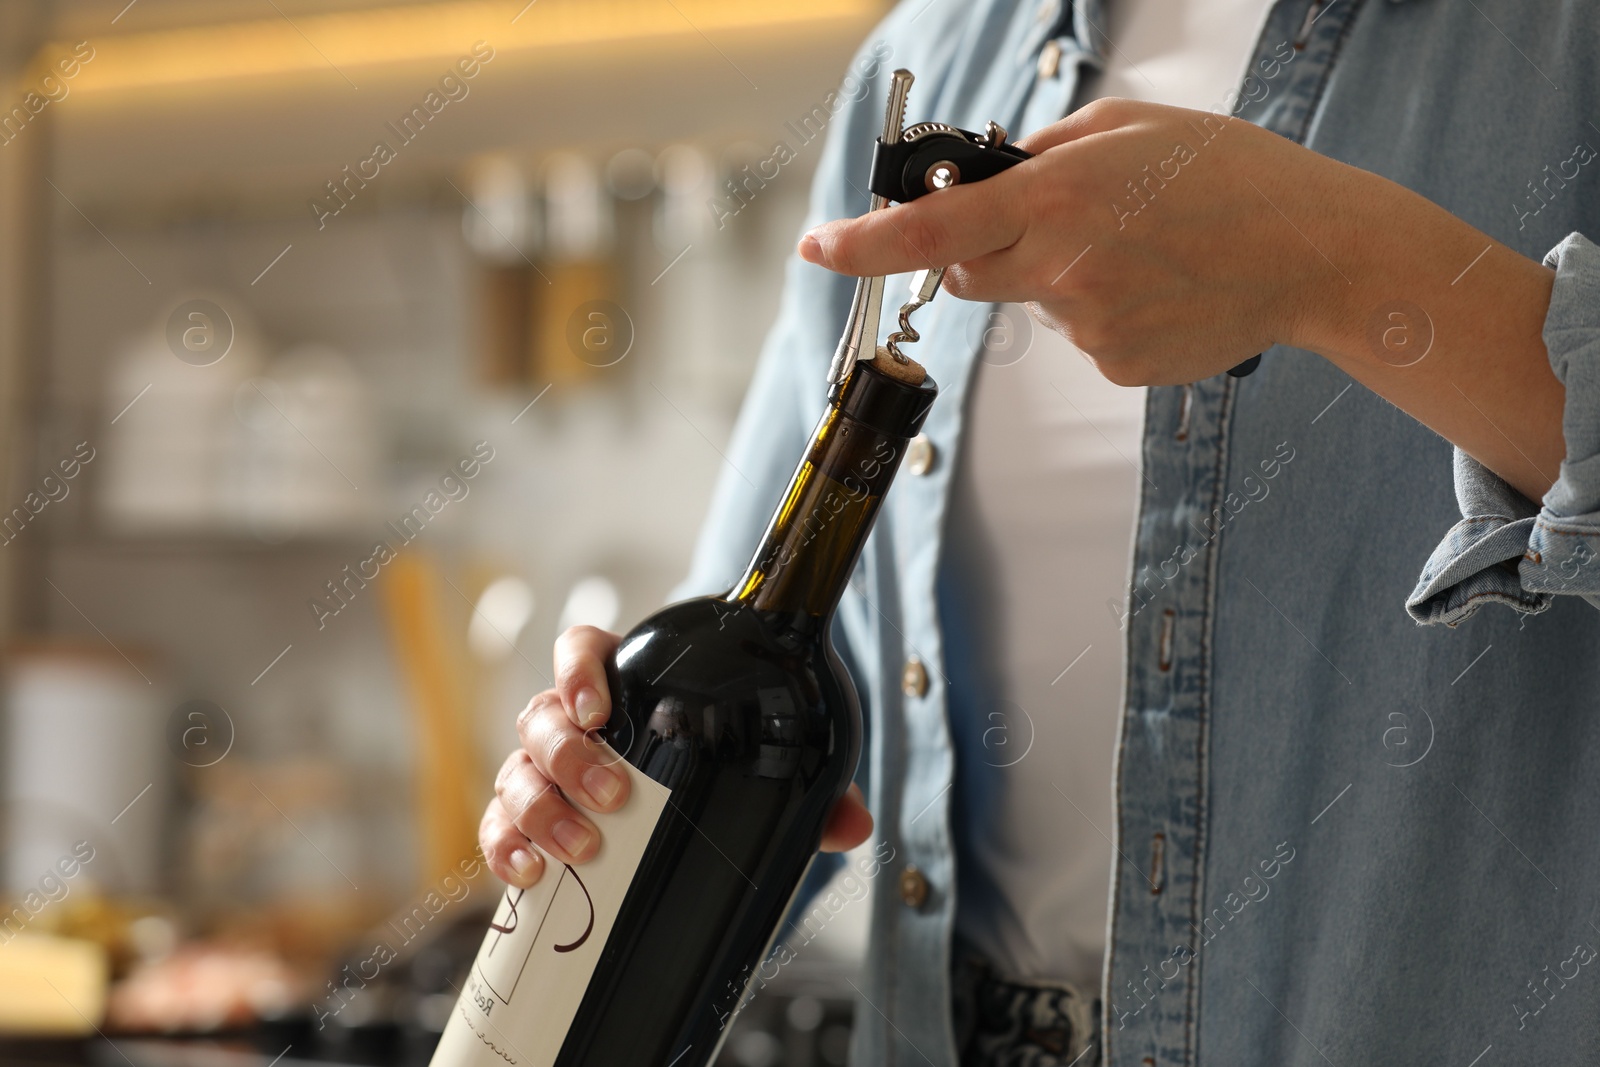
[868,345,926,386]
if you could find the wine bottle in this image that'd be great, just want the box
[431,351,936,1067]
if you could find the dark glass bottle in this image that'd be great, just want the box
[431,355,935,1067]
[559,356,936,1066]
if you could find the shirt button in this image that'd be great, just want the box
[1037,38,1063,80]
[899,865,930,909]
[905,433,936,476]
[901,657,929,698]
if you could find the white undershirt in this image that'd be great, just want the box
[947,0,1275,986]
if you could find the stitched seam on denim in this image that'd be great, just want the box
[1291,0,1370,147]
[1185,373,1235,1067]
[1100,386,1159,1065]
[1535,518,1600,537]
[1451,589,1546,613]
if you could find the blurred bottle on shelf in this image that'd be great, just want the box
[536,152,620,386]
[462,154,538,267]
[464,155,540,388]
[466,151,624,392]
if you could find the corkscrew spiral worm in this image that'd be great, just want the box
[886,266,945,363]
[885,296,928,363]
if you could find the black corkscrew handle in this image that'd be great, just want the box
[868,121,1032,202]
[869,121,1264,379]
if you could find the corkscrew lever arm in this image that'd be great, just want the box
[826,74,1036,385]
[825,68,915,387]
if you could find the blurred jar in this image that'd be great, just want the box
[102,301,378,541]
[222,344,379,540]
[101,295,264,535]
[3,644,168,896]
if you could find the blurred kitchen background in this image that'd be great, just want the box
[0,1,890,1064]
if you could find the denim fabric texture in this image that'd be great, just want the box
[1409,233,1600,621]
[671,0,1600,1063]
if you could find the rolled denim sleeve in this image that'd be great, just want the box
[1408,232,1600,624]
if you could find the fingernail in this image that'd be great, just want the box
[575,687,604,727]
[553,819,595,860]
[798,231,824,263]
[583,765,622,807]
[508,848,539,883]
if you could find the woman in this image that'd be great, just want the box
[480,0,1600,1063]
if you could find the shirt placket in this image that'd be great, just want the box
[1103,1,1369,1066]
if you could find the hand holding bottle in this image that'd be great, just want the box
[481,624,877,889]
[439,352,933,1067]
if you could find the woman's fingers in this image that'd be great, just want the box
[487,737,871,884]
[794,99,1133,281]
[1012,95,1141,154]
[495,748,602,867]
[820,782,874,853]
[518,690,631,814]
[481,680,628,887]
[553,626,622,729]
[798,169,1031,279]
[479,795,545,889]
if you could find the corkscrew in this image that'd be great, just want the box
[823,68,1263,383]
[825,69,1033,388]
[885,267,943,362]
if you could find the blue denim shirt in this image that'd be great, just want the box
[674,0,1600,1063]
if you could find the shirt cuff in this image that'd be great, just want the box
[1408,232,1600,625]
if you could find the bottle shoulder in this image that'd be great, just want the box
[605,595,859,789]
[613,595,825,672]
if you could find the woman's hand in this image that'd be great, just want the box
[480,625,876,889]
[800,97,1566,501]
[800,98,1332,383]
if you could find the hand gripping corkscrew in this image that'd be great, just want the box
[824,69,1032,389]
[823,68,1263,387]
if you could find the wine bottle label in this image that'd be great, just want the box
[431,763,672,1067]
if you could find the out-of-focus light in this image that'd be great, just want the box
[731,1030,782,1067]
[557,576,620,633]
[655,144,712,249]
[127,915,178,964]
[656,144,711,196]
[787,995,825,1032]
[468,576,535,662]
[605,148,657,202]
[60,0,880,96]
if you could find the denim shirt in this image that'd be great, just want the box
[673,0,1600,1063]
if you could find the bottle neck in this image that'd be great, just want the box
[729,404,907,628]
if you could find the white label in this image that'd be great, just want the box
[431,762,671,1067]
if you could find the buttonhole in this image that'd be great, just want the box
[1158,609,1175,673]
